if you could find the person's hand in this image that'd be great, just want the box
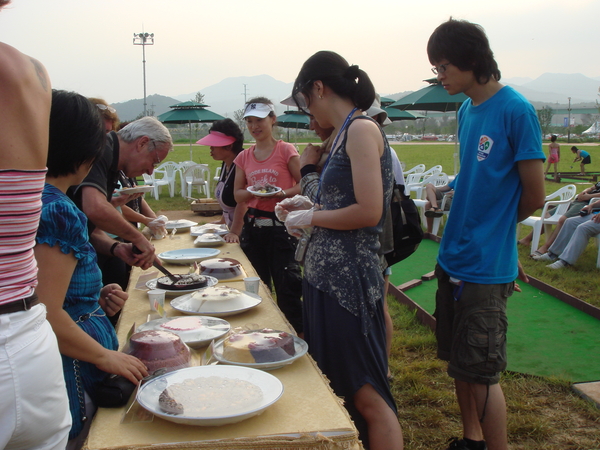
[99,284,128,317]
[223,232,239,244]
[300,143,325,168]
[592,212,600,223]
[110,192,142,208]
[515,259,528,292]
[285,208,314,238]
[114,241,155,270]
[146,215,168,239]
[275,195,313,222]
[95,350,148,385]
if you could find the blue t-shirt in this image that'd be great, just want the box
[580,150,590,159]
[438,86,545,284]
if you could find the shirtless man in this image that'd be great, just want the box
[0,2,71,447]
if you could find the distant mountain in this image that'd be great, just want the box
[381,91,414,102]
[113,73,599,120]
[174,75,294,118]
[113,94,182,122]
[517,73,598,103]
[503,76,533,86]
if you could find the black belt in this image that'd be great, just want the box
[0,293,39,315]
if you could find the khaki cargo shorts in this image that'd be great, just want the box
[434,264,514,385]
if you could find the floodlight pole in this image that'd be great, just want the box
[133,32,154,116]
[567,97,571,143]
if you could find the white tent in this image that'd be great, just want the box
[583,121,600,134]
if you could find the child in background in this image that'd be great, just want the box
[544,135,560,179]
[572,146,591,175]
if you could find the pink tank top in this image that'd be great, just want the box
[234,140,299,212]
[0,169,46,305]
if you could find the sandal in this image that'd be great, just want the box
[425,207,444,218]
[530,250,544,258]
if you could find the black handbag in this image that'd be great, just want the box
[384,184,423,266]
[93,373,137,408]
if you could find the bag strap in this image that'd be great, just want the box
[393,184,409,202]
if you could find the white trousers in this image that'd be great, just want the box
[549,214,600,265]
[0,303,71,450]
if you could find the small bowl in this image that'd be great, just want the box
[200,258,243,280]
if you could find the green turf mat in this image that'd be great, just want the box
[389,239,439,286]
[389,239,600,382]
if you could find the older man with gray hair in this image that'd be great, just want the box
[70,116,173,270]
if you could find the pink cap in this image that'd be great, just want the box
[196,131,236,147]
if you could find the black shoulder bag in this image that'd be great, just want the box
[384,184,423,266]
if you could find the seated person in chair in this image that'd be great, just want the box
[423,178,455,234]
[521,181,600,257]
[533,199,600,269]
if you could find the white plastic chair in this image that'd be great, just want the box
[517,184,577,254]
[183,164,211,198]
[431,192,453,236]
[407,172,450,199]
[177,161,197,196]
[402,164,425,184]
[405,165,442,189]
[152,161,178,199]
[410,172,449,232]
[141,173,156,199]
[213,166,222,184]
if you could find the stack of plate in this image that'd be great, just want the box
[157,248,220,265]
[170,287,261,317]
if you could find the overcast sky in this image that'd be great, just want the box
[1,0,598,104]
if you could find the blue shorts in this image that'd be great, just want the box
[434,264,514,385]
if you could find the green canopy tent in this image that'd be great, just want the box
[384,108,425,121]
[389,79,468,174]
[276,110,310,143]
[157,101,225,161]
[379,96,396,107]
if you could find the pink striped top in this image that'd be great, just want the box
[0,169,46,305]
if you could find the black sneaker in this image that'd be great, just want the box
[445,437,487,450]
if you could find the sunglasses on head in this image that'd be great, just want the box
[96,104,116,114]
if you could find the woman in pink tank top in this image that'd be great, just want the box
[233,97,304,333]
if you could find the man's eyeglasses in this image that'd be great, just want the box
[149,140,162,168]
[96,104,117,114]
[431,63,450,75]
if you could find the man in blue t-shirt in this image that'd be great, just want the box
[427,19,546,450]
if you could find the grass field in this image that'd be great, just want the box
[147,141,600,307]
[145,141,600,449]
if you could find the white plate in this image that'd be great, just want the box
[136,316,230,349]
[158,248,220,265]
[190,224,229,236]
[136,365,283,426]
[145,276,218,297]
[246,186,282,197]
[214,334,308,371]
[165,219,198,231]
[170,290,261,317]
[116,185,154,195]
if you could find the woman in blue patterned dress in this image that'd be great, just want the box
[35,90,148,448]
[285,51,403,450]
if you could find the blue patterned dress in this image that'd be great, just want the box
[36,184,118,439]
[302,116,396,445]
